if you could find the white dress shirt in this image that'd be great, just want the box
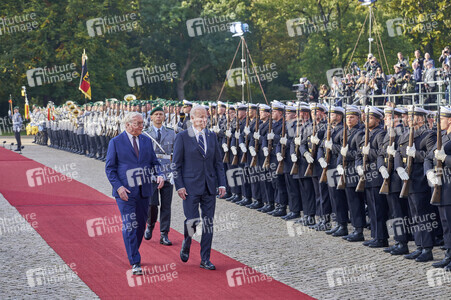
[125,130,139,150]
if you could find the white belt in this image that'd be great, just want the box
[156,154,171,160]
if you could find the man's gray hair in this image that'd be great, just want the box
[190,105,206,119]
[123,112,143,125]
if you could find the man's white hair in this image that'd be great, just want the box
[190,105,206,119]
[123,112,143,125]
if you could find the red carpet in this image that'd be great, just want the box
[0,147,313,299]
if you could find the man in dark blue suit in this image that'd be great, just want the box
[173,105,226,270]
[105,112,164,275]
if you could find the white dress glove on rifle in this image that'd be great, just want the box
[249,146,256,157]
[280,136,287,145]
[386,144,396,156]
[310,134,320,145]
[294,137,301,146]
[267,132,275,140]
[406,144,416,158]
[263,147,269,157]
[426,170,441,186]
[291,154,298,162]
[396,167,409,181]
[318,157,327,168]
[239,143,247,153]
[243,126,250,135]
[362,145,370,156]
[222,143,229,152]
[225,130,232,138]
[356,165,364,176]
[303,152,314,164]
[336,164,344,175]
[231,146,237,156]
[435,148,447,162]
[276,153,283,162]
[253,132,260,140]
[340,145,348,157]
[325,140,333,150]
[379,166,389,179]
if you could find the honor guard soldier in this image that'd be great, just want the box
[10,106,23,151]
[214,101,232,199]
[356,107,389,248]
[336,105,365,239]
[424,106,451,270]
[395,106,437,262]
[144,106,176,246]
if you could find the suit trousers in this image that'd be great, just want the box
[116,186,149,265]
[183,191,216,262]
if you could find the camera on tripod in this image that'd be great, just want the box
[292,77,309,101]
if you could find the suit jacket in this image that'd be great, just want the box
[105,131,162,199]
[173,126,226,196]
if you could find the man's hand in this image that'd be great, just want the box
[310,134,320,145]
[325,140,333,150]
[340,145,348,157]
[294,137,301,146]
[303,152,314,164]
[280,136,287,145]
[178,187,188,200]
[253,132,260,140]
[362,144,370,156]
[435,148,447,162]
[218,186,226,198]
[157,176,164,189]
[386,143,396,156]
[379,166,389,179]
[406,145,416,158]
[117,186,131,201]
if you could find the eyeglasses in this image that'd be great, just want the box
[131,122,144,127]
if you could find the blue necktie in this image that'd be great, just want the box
[198,133,205,156]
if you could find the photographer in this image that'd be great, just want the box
[306,80,319,102]
[422,60,437,104]
[386,77,399,105]
[318,84,330,102]
[397,71,417,105]
[397,52,409,69]
[439,46,450,67]
[393,64,406,80]
[342,73,356,104]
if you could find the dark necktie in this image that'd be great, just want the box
[198,133,205,156]
[157,129,161,143]
[132,136,139,158]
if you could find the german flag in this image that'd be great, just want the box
[79,50,91,99]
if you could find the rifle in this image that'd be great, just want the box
[431,105,442,204]
[240,105,250,164]
[400,105,415,198]
[231,111,240,166]
[290,104,301,175]
[263,110,273,169]
[356,106,370,192]
[276,110,286,174]
[320,103,333,183]
[380,106,396,194]
[304,107,317,177]
[337,107,347,189]
[223,106,231,163]
[250,109,260,167]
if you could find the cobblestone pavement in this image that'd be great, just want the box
[1,137,450,299]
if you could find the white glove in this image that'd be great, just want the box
[213,125,220,133]
[386,143,396,156]
[435,148,447,162]
[406,144,416,158]
[231,146,237,156]
[426,170,441,186]
[267,132,275,140]
[249,146,256,157]
[325,139,333,150]
[239,143,247,153]
[362,144,370,156]
[396,167,409,181]
[222,144,228,152]
[291,154,298,162]
[294,137,301,146]
[318,157,327,168]
[340,145,348,157]
[253,132,260,140]
[280,136,287,145]
[379,166,389,179]
[310,134,320,145]
[336,164,344,175]
[356,165,364,176]
[234,131,240,139]
[225,129,232,138]
[303,152,314,164]
[243,126,250,135]
[263,147,269,157]
[276,153,283,162]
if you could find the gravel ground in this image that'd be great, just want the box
[1,136,450,299]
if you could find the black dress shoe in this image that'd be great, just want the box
[332,226,349,237]
[257,204,269,212]
[303,216,316,226]
[260,205,275,213]
[225,194,236,202]
[404,248,423,260]
[180,240,190,263]
[238,198,252,206]
[248,201,264,209]
[432,257,451,268]
[132,263,143,275]
[363,239,376,247]
[326,224,339,235]
[231,195,242,203]
[390,243,409,255]
[160,234,172,246]
[200,260,216,270]
[346,231,364,242]
[368,239,389,248]
[144,225,154,240]
[282,212,301,220]
[415,248,433,262]
[383,243,399,253]
[316,222,331,231]
[272,208,287,217]
[434,237,445,247]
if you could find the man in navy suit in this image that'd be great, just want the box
[173,105,226,270]
[105,112,164,275]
